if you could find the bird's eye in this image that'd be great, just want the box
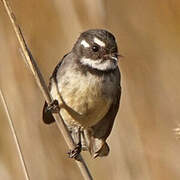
[92,45,99,52]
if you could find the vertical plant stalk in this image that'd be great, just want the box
[0,89,30,180]
[1,0,93,180]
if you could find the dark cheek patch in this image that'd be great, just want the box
[85,47,106,60]
[82,48,98,60]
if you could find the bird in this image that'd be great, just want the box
[42,29,122,158]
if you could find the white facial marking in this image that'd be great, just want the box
[80,57,117,71]
[93,37,105,47]
[81,40,90,48]
[110,56,118,61]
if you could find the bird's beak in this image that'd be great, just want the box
[117,54,124,58]
[109,53,124,61]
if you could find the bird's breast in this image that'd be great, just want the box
[51,70,117,128]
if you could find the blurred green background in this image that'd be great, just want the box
[1,0,180,179]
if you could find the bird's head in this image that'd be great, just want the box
[73,29,122,71]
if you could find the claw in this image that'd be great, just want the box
[46,100,60,113]
[67,143,82,160]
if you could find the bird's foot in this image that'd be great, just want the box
[46,100,60,113]
[68,142,82,160]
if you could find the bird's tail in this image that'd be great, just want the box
[89,138,109,158]
[82,129,109,158]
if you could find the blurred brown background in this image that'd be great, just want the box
[1,0,180,179]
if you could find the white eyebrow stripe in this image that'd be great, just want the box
[93,37,105,47]
[81,40,90,48]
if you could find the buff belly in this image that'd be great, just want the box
[50,70,115,128]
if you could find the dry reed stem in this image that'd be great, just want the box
[1,0,93,179]
[0,89,30,180]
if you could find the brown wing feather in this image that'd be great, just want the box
[92,86,121,140]
[87,87,121,158]
[88,68,121,157]
[42,101,55,124]
[42,54,69,124]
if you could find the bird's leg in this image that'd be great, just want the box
[46,99,60,113]
[68,127,82,160]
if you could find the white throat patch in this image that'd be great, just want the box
[80,57,117,71]
[93,37,105,47]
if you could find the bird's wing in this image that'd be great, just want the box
[92,86,121,140]
[42,53,69,124]
[88,68,121,157]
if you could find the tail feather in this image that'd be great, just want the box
[82,129,109,158]
[89,138,109,158]
[42,101,55,124]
